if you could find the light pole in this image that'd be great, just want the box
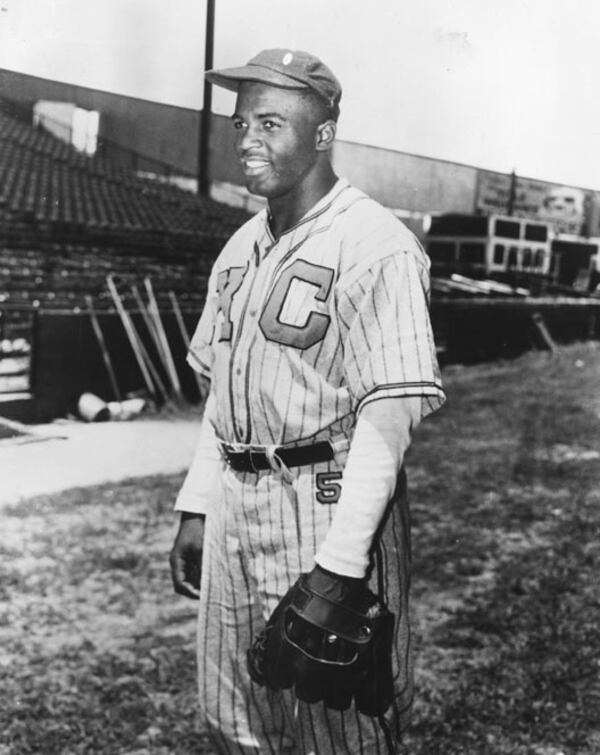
[507,168,517,216]
[198,0,215,196]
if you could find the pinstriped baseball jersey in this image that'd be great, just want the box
[188,178,444,444]
[184,177,445,753]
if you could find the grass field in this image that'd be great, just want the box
[1,343,599,754]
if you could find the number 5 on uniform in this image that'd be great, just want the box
[316,471,342,504]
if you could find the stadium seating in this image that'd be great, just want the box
[0,106,249,321]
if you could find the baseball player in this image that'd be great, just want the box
[169,49,445,754]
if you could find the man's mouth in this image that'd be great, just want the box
[242,158,270,176]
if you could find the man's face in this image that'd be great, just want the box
[232,82,322,199]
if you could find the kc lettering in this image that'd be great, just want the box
[259,259,334,349]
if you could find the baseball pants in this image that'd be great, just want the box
[196,458,413,754]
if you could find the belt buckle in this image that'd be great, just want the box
[219,442,234,467]
[248,450,263,473]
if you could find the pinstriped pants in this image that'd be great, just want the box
[196,459,413,754]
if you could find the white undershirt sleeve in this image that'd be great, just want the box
[174,393,222,516]
[315,396,422,578]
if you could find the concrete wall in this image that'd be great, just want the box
[0,68,201,176]
[2,67,598,230]
[433,299,600,365]
[0,68,481,213]
[331,141,478,213]
[2,299,598,424]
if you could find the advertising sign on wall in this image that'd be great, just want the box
[476,171,587,235]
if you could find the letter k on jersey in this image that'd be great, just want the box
[216,266,246,342]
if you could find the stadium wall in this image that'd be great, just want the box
[331,140,478,213]
[2,68,598,231]
[0,69,200,176]
[3,298,598,424]
[0,67,488,213]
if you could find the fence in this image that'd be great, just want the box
[2,296,600,424]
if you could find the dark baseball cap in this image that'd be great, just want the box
[205,48,342,119]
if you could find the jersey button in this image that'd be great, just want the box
[236,368,242,375]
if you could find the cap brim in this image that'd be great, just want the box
[205,65,308,93]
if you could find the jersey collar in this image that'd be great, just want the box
[263,177,351,243]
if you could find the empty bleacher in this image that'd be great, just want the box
[0,104,249,318]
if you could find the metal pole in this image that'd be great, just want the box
[507,169,517,216]
[198,0,215,196]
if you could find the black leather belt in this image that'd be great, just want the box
[221,440,334,473]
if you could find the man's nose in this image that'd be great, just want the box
[237,125,262,152]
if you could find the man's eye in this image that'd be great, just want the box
[263,120,280,131]
[232,120,246,130]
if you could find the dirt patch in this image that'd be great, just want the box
[0,477,211,755]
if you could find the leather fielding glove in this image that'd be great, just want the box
[247,565,395,716]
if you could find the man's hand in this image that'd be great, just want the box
[169,512,206,599]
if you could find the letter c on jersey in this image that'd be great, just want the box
[259,259,334,349]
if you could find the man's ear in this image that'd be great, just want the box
[316,120,337,151]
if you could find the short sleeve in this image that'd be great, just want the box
[336,250,445,420]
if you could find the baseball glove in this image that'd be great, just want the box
[247,565,395,716]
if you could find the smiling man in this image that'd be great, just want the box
[169,49,445,754]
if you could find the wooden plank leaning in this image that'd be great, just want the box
[130,284,173,391]
[85,294,122,401]
[144,277,184,403]
[106,274,164,402]
[531,312,557,352]
[168,290,205,397]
